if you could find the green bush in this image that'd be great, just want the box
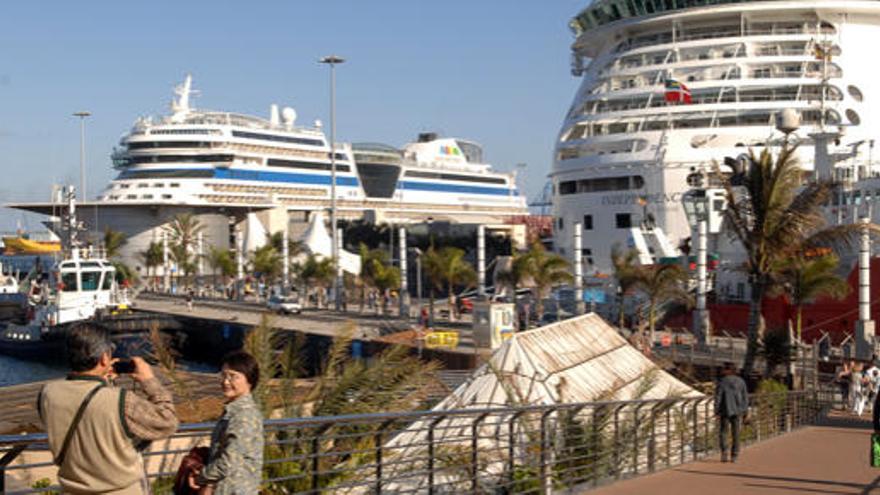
[31,478,59,494]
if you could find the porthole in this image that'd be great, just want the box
[848,85,864,102]
[846,109,861,126]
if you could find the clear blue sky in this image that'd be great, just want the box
[0,1,586,231]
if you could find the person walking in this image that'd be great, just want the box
[189,351,264,494]
[38,323,179,494]
[715,362,749,463]
[853,362,866,416]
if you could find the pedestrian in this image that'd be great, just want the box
[38,323,179,494]
[714,361,749,463]
[853,362,868,416]
[186,288,194,312]
[838,361,852,409]
[189,351,264,494]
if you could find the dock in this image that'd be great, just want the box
[133,292,478,352]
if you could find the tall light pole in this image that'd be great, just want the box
[319,55,345,311]
[73,111,91,202]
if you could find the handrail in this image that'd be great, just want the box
[0,391,833,493]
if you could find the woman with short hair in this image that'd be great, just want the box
[190,351,264,494]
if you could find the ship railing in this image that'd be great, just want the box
[618,26,829,55]
[0,391,833,494]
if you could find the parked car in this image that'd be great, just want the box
[267,294,302,315]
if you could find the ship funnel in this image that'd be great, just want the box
[270,104,280,127]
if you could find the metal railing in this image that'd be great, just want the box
[0,391,831,494]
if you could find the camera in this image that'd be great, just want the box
[113,359,136,374]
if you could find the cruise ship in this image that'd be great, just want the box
[9,76,526,271]
[553,1,880,274]
[106,76,525,221]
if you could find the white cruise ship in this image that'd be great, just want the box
[553,0,880,274]
[8,76,526,274]
[103,76,525,223]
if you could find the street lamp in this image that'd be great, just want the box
[73,111,91,202]
[319,55,345,311]
[682,188,717,345]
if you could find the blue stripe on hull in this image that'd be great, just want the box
[214,168,360,186]
[399,181,514,196]
[116,168,520,197]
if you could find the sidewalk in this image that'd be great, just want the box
[588,413,880,494]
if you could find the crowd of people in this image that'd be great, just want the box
[38,323,264,494]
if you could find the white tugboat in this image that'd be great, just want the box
[0,187,132,359]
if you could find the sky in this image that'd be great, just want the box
[0,1,587,231]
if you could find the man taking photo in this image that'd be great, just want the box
[38,322,179,493]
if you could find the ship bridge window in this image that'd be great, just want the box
[119,154,234,166]
[558,175,644,195]
[61,272,78,292]
[81,271,101,291]
[404,170,506,185]
[150,129,219,135]
[231,130,324,147]
[267,158,351,172]
[455,141,484,163]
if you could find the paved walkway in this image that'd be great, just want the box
[589,413,880,494]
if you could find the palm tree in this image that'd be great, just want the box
[772,253,850,342]
[101,228,133,284]
[632,264,691,344]
[206,246,235,291]
[357,243,387,312]
[251,245,283,285]
[103,228,127,259]
[164,213,204,280]
[139,242,164,288]
[423,246,476,321]
[371,259,401,315]
[717,144,863,376]
[520,242,573,322]
[299,254,335,308]
[611,244,641,329]
[494,249,535,329]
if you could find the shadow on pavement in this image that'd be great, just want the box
[672,469,880,494]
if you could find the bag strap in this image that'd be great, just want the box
[55,384,105,466]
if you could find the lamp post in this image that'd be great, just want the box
[414,247,423,312]
[682,189,711,344]
[73,111,91,202]
[319,55,345,311]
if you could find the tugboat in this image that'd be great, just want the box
[0,186,133,360]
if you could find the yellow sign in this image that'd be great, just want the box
[425,331,460,349]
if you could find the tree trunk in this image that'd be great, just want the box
[618,289,626,330]
[648,298,656,346]
[448,282,456,322]
[429,286,435,328]
[796,305,803,343]
[742,276,767,379]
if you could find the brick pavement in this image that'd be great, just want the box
[588,413,880,494]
